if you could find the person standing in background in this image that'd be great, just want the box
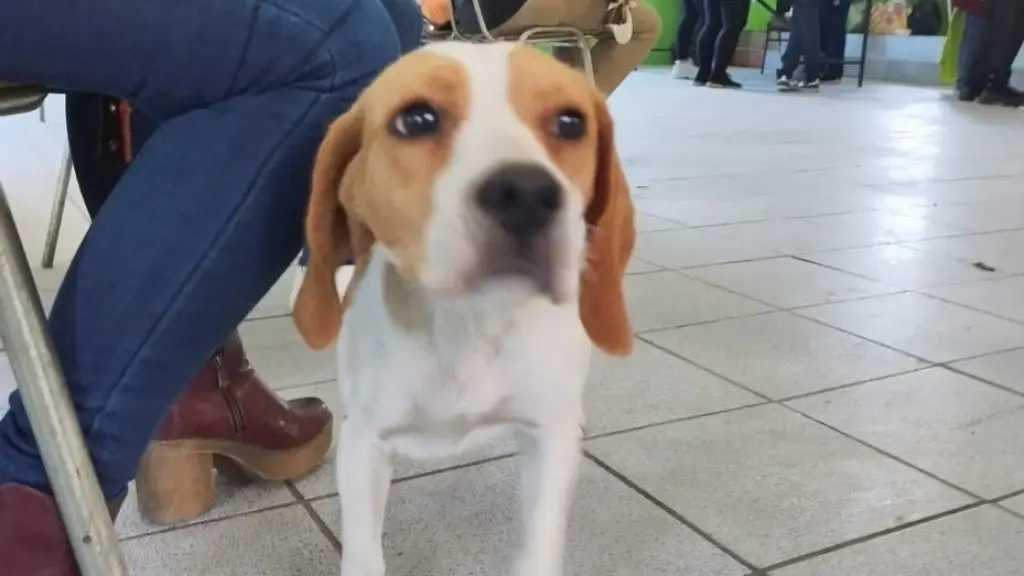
[776,0,824,91]
[672,0,704,79]
[973,0,1024,106]
[819,0,851,82]
[693,0,751,88]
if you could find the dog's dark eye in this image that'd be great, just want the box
[390,102,441,138]
[552,108,585,140]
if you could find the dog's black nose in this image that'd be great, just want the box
[476,164,563,245]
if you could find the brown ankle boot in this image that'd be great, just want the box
[0,484,126,575]
[135,331,333,525]
[0,484,78,575]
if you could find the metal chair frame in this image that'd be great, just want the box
[0,86,128,576]
[429,0,605,85]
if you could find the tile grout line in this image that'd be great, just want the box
[583,450,760,573]
[758,501,988,574]
[286,482,343,553]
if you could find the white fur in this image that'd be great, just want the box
[335,42,592,576]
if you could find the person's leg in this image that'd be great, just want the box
[957,12,989,99]
[0,0,400,534]
[820,0,850,79]
[673,0,702,77]
[695,0,725,83]
[571,1,662,94]
[978,0,1024,105]
[707,0,750,87]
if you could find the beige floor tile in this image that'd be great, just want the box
[789,367,1024,498]
[797,293,1024,362]
[121,505,338,576]
[950,348,1024,395]
[773,506,1024,576]
[587,404,971,567]
[312,459,747,576]
[634,228,779,269]
[803,244,1006,290]
[925,276,1024,323]
[644,311,926,398]
[684,257,899,308]
[625,270,771,333]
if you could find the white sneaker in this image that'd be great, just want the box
[671,60,697,80]
[289,264,356,311]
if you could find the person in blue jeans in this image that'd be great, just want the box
[819,0,851,81]
[0,0,421,573]
[776,0,824,91]
[693,0,751,88]
[672,0,705,79]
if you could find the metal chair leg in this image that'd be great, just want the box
[42,146,73,269]
[0,181,128,576]
[579,37,595,86]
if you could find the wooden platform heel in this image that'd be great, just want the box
[134,331,333,525]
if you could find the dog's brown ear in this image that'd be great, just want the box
[293,104,375,349]
[578,93,635,357]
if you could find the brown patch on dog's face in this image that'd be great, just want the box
[293,50,470,348]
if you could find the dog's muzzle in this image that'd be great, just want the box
[474,162,564,299]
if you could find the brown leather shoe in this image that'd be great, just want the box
[135,331,333,525]
[0,484,77,575]
[0,484,126,576]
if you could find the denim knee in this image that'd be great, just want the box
[379,0,425,53]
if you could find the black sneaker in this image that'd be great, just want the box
[977,85,1024,107]
[797,78,820,92]
[708,72,742,89]
[820,73,843,84]
[776,75,797,92]
[956,86,981,102]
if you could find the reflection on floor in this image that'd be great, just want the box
[3,69,1024,575]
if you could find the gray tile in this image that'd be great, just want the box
[634,228,779,270]
[773,506,1024,576]
[625,271,771,333]
[803,244,1006,290]
[116,476,297,539]
[800,211,967,243]
[586,404,971,567]
[634,212,687,232]
[789,367,1024,498]
[238,316,336,390]
[284,381,516,500]
[951,348,1024,394]
[585,339,762,436]
[644,312,926,399]
[708,219,877,255]
[907,230,1024,275]
[797,293,1024,362]
[925,276,1024,323]
[312,459,746,576]
[121,505,338,576]
[1002,495,1024,516]
[684,257,899,309]
[625,256,661,275]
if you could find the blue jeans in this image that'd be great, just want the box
[957,12,988,91]
[780,0,824,80]
[820,0,851,78]
[0,0,416,499]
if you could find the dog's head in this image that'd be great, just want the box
[293,41,635,356]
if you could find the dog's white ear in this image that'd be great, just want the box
[578,92,635,357]
[293,103,375,349]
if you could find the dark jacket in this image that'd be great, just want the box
[453,0,528,34]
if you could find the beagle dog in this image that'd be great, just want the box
[293,40,635,576]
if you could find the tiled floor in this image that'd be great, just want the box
[3,68,1024,575]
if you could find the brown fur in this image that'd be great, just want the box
[295,45,634,356]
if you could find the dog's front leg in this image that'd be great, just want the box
[513,424,582,576]
[339,418,393,576]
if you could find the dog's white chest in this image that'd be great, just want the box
[337,255,590,461]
